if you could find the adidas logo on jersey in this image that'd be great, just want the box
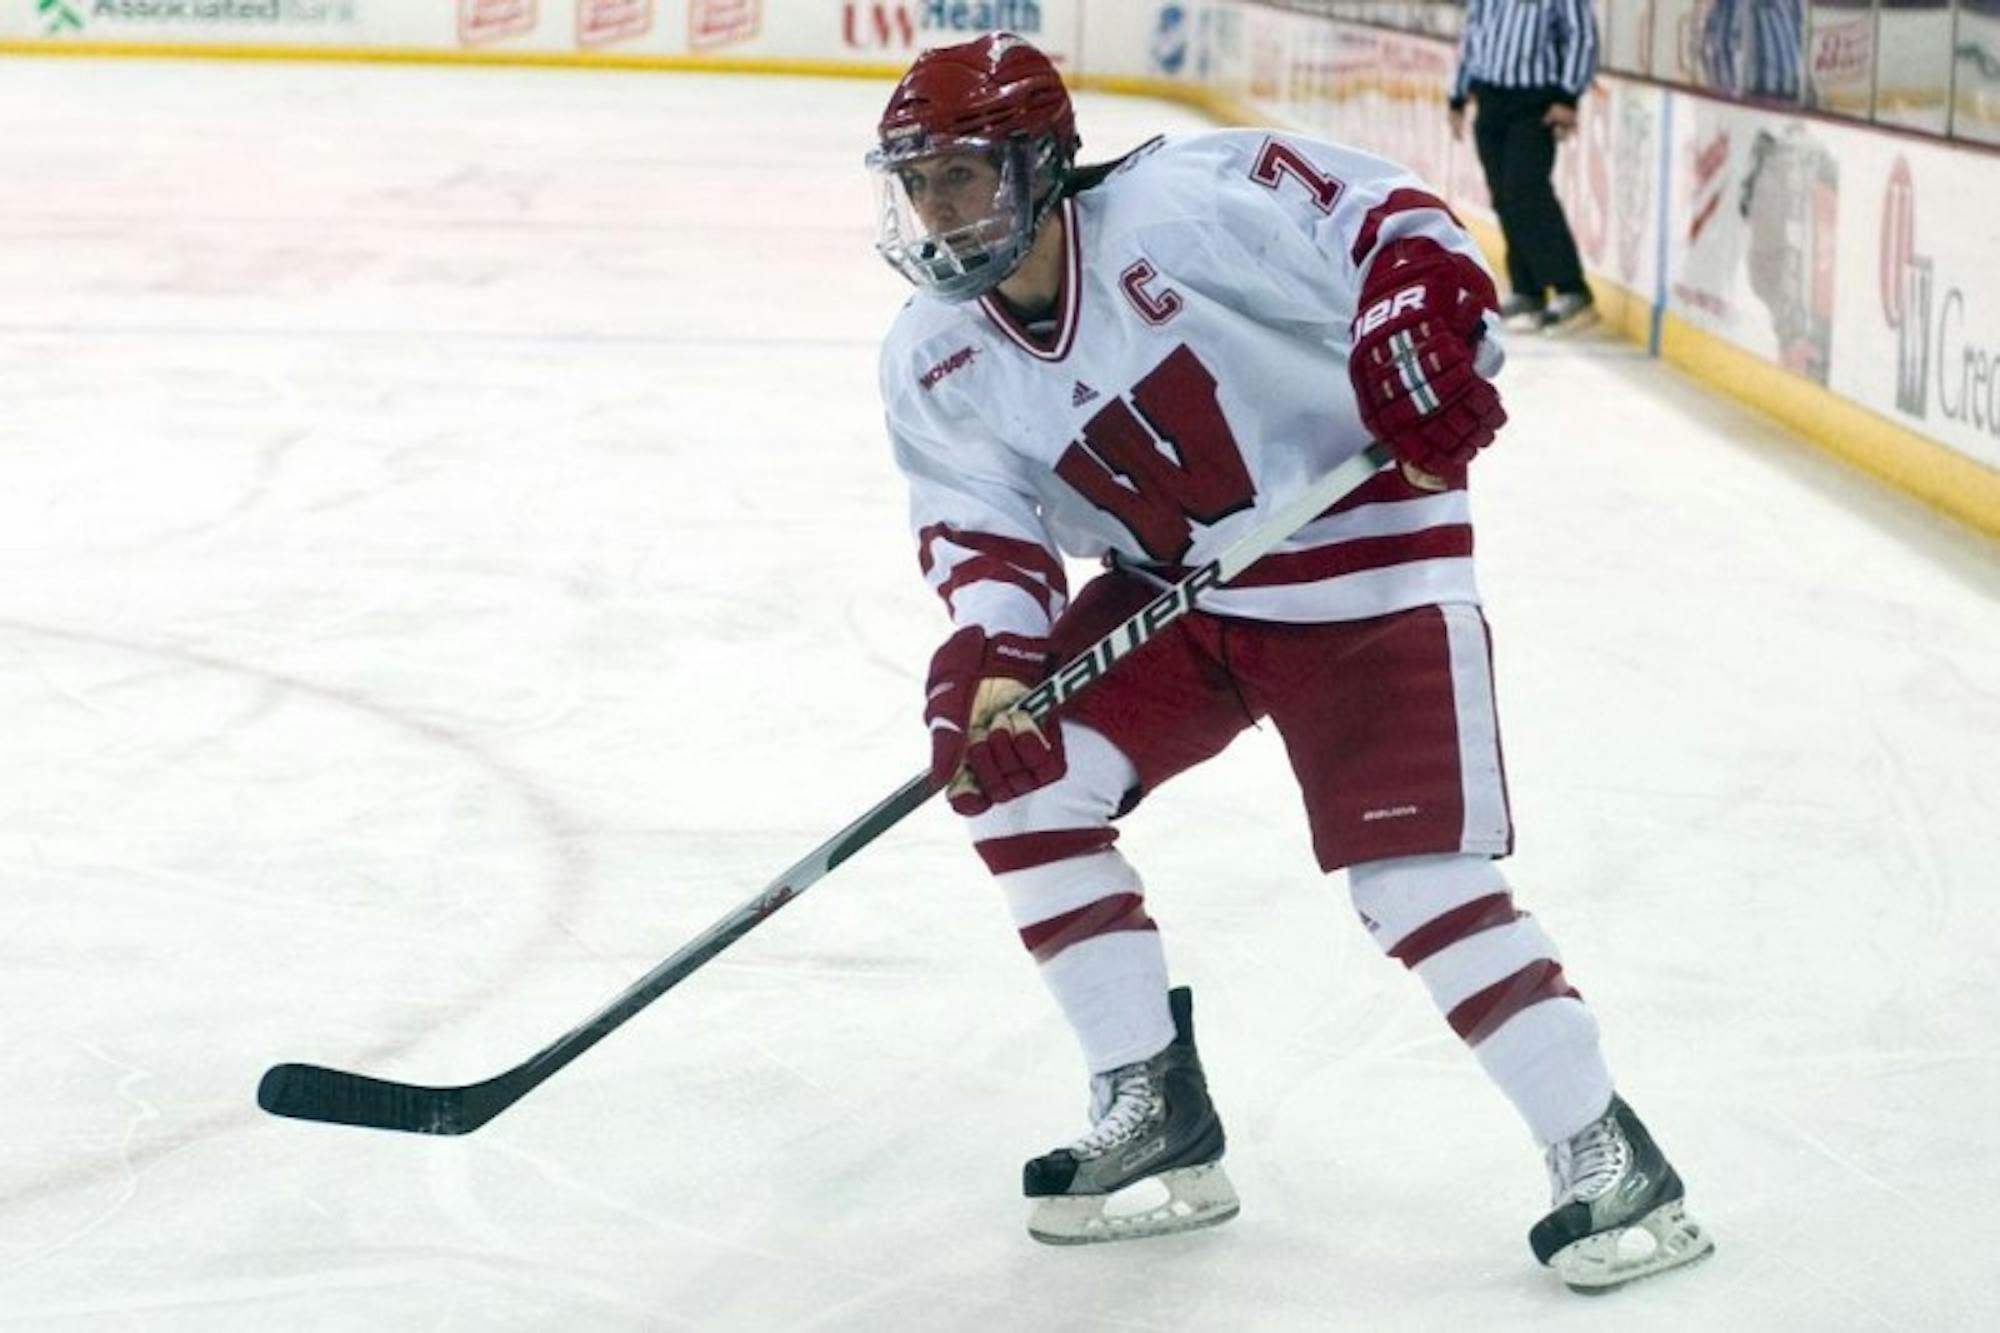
[1071,381,1099,407]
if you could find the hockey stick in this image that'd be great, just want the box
[257,444,1391,1135]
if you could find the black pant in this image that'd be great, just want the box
[1471,83,1587,301]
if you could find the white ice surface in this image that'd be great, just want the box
[2,57,1998,1333]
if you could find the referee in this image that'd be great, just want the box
[1449,0,1600,334]
[1702,0,1804,102]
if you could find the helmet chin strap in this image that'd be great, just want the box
[1023,138,1070,237]
[985,138,1069,303]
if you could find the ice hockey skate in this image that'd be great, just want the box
[1530,1095,1714,1293]
[1022,986,1239,1245]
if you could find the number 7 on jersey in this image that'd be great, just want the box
[1249,138,1344,213]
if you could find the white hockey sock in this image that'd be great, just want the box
[1349,853,1615,1147]
[960,726,1176,1077]
[1037,929,1174,1075]
[1472,997,1614,1146]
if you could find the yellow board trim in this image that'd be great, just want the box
[0,40,1269,126]
[0,39,1264,110]
[4,38,1994,537]
[1657,315,2000,534]
[1463,218,1999,537]
[0,38,1281,100]
[0,38,906,76]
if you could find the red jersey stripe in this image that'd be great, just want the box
[917,523,1069,592]
[1322,462,1460,516]
[1349,188,1464,266]
[1232,523,1472,587]
[1144,522,1473,592]
[938,555,1060,618]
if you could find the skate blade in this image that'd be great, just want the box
[1027,1162,1240,1246]
[1552,1199,1715,1294]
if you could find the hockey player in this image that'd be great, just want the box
[867,33,1711,1290]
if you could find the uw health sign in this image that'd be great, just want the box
[840,0,1046,50]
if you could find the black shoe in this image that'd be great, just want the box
[1497,293,1545,331]
[1540,291,1600,336]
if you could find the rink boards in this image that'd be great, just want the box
[1,0,1997,536]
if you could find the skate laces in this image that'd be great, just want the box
[1070,1066,1161,1158]
[1547,1111,1630,1206]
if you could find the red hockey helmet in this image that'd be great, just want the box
[866,33,1081,301]
[877,31,1078,154]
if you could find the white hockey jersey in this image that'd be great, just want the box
[879,129,1501,642]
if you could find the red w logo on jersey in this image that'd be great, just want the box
[1053,345,1256,563]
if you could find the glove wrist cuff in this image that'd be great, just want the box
[978,631,1052,686]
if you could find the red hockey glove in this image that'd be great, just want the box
[924,626,1065,817]
[1349,237,1507,487]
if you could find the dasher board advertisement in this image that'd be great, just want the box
[0,0,1086,59]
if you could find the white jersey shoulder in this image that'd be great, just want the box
[1090,128,1423,237]
[1095,130,1478,317]
[879,293,984,419]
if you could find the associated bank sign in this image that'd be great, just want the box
[61,0,357,29]
[842,0,1042,49]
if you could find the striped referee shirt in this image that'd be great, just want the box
[1702,0,1803,101]
[1449,0,1600,109]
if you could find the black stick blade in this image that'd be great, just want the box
[258,1063,483,1135]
